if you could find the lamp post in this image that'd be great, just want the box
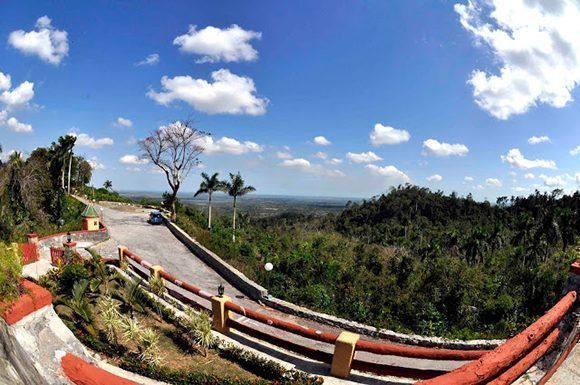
[217,283,225,297]
[264,262,273,294]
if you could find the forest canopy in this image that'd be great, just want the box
[176,185,579,339]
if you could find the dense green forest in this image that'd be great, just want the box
[175,186,579,339]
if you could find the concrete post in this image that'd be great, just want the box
[26,233,38,245]
[211,295,232,333]
[150,265,164,278]
[117,245,128,265]
[331,331,360,378]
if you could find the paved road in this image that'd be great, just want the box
[91,201,468,383]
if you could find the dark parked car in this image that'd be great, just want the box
[148,210,164,225]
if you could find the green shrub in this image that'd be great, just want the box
[0,242,23,303]
[59,262,89,292]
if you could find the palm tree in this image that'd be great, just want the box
[224,172,255,242]
[194,172,225,230]
[103,180,113,191]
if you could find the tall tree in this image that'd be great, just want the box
[194,172,225,230]
[224,172,255,241]
[139,120,207,221]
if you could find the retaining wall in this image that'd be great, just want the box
[163,218,268,300]
[38,226,108,249]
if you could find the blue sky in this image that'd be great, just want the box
[1,0,579,200]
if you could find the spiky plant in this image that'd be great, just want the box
[139,328,163,367]
[59,279,93,325]
[98,295,121,344]
[120,315,143,343]
[115,277,146,316]
[182,308,216,356]
[148,274,166,317]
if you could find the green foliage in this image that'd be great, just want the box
[175,186,578,339]
[0,242,23,303]
[59,262,89,292]
[76,185,133,204]
[58,279,94,325]
[182,308,216,356]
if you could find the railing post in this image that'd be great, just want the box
[211,295,232,333]
[117,245,127,264]
[150,265,164,278]
[331,331,359,378]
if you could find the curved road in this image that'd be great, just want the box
[91,201,469,384]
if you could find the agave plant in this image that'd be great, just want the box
[98,295,121,344]
[182,308,216,356]
[148,274,166,317]
[120,315,143,343]
[139,328,163,367]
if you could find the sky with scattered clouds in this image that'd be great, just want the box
[1,1,579,199]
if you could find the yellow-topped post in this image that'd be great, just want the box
[331,331,360,378]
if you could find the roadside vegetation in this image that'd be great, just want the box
[0,136,90,242]
[174,185,579,339]
[0,242,23,309]
[37,254,321,385]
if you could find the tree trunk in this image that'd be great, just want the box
[67,151,73,193]
[232,196,237,242]
[208,192,212,230]
[170,189,178,222]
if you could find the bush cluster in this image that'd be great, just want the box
[0,242,23,305]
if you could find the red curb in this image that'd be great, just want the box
[61,353,137,385]
[571,260,580,275]
[1,280,52,325]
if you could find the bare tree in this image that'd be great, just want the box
[139,120,207,221]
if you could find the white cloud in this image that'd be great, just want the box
[119,154,148,165]
[8,16,68,65]
[326,158,343,165]
[70,132,114,149]
[0,81,34,107]
[5,116,32,133]
[370,123,410,146]
[147,69,268,115]
[426,174,443,182]
[524,173,535,179]
[570,146,580,156]
[173,24,261,63]
[0,110,33,133]
[366,164,410,184]
[422,139,469,157]
[486,178,502,187]
[508,171,517,177]
[512,186,527,193]
[314,151,327,160]
[276,151,292,159]
[576,173,580,184]
[528,136,551,145]
[313,136,331,146]
[115,117,133,128]
[280,158,344,177]
[196,136,263,155]
[87,156,106,171]
[538,174,567,187]
[455,1,580,119]
[0,72,11,91]
[136,53,159,66]
[501,148,557,169]
[346,151,382,164]
[464,176,474,182]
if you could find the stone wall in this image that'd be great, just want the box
[38,228,108,249]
